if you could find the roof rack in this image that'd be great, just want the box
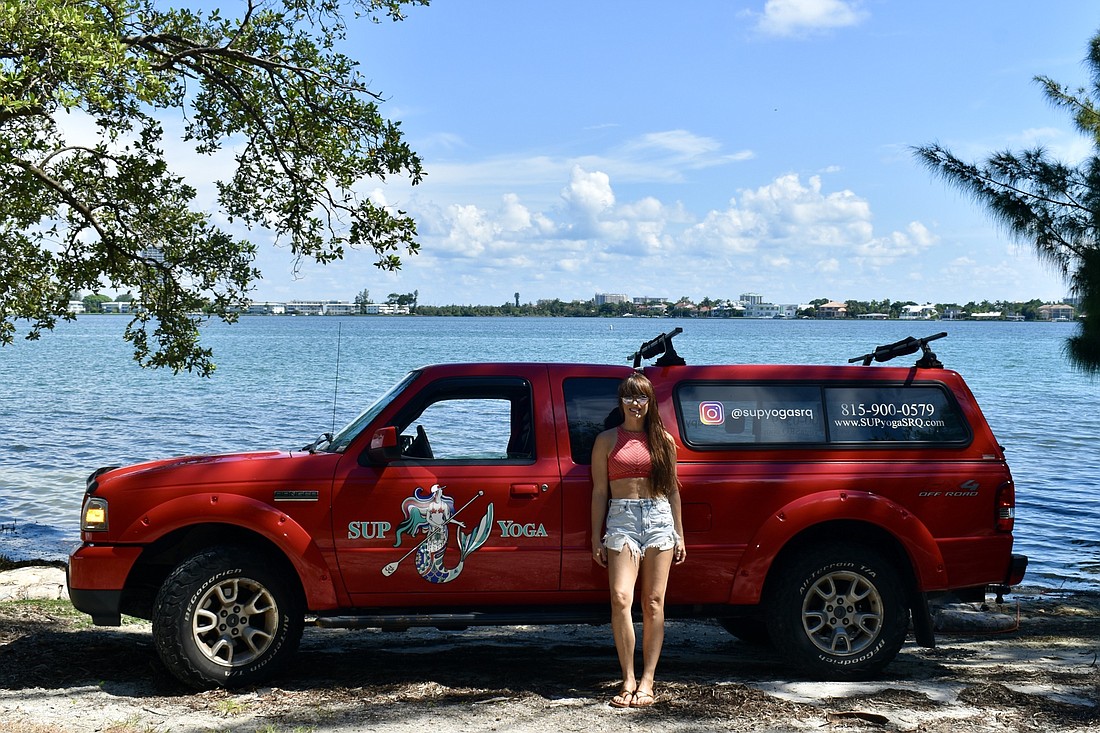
[848,332,947,368]
[629,328,686,369]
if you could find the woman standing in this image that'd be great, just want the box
[591,372,686,708]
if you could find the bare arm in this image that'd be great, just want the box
[590,430,613,568]
[667,431,687,564]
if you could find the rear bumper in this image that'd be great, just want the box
[1005,553,1028,586]
[67,544,144,626]
[986,553,1028,599]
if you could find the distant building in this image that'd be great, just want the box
[286,301,323,315]
[744,303,800,319]
[595,293,628,306]
[67,300,85,314]
[900,304,939,320]
[364,303,410,315]
[1038,303,1074,321]
[247,302,286,315]
[322,302,357,316]
[817,301,848,319]
[740,293,764,306]
[101,301,132,314]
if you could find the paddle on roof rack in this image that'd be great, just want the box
[629,328,686,368]
[848,331,947,368]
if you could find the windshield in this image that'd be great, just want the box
[326,371,419,452]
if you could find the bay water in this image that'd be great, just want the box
[1,315,1097,591]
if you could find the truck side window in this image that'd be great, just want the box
[391,377,534,462]
[823,385,971,444]
[677,381,972,448]
[678,383,826,446]
[563,377,623,464]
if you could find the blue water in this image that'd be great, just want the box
[1,316,1097,591]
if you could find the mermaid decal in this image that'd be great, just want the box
[382,485,494,583]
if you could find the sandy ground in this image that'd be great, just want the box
[0,566,1098,733]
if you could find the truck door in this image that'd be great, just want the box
[332,368,562,601]
[550,370,634,591]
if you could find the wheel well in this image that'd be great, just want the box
[119,524,304,620]
[761,520,920,608]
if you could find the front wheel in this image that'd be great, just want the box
[765,543,908,680]
[152,546,304,689]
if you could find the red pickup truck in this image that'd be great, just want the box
[68,330,1026,689]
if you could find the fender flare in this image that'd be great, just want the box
[119,493,339,609]
[728,490,946,605]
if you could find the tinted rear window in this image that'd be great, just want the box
[563,377,623,464]
[679,384,825,445]
[677,381,970,447]
[823,386,970,443]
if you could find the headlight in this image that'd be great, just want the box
[81,496,109,532]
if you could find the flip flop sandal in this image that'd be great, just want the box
[609,689,635,708]
[630,690,656,707]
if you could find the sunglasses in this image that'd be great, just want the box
[620,395,650,405]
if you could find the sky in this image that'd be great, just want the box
[181,1,1100,307]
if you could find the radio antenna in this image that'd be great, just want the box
[331,322,342,434]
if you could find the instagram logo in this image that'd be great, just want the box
[699,401,725,425]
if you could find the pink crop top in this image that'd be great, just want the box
[607,428,652,481]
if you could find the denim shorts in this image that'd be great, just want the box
[602,498,678,561]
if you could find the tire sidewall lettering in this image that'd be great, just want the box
[817,637,887,667]
[798,562,877,596]
[187,567,246,614]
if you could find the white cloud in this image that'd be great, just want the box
[631,130,721,158]
[408,130,753,207]
[689,174,876,251]
[380,167,957,305]
[621,130,753,169]
[497,193,532,232]
[561,166,615,222]
[1011,127,1093,164]
[753,0,869,38]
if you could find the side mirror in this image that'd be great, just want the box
[368,426,401,464]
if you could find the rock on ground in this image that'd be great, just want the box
[0,566,67,602]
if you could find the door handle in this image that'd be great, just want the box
[510,483,544,498]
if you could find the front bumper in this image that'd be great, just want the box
[67,544,144,626]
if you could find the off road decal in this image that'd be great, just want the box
[381,485,494,584]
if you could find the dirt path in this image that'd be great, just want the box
[0,580,1098,733]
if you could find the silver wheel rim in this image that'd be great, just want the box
[192,577,279,668]
[800,570,883,656]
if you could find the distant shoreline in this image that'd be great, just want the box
[70,312,1081,323]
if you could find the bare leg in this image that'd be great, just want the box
[635,547,674,702]
[607,547,641,702]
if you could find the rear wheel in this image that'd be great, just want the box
[152,546,304,689]
[765,543,908,679]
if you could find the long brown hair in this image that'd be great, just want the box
[618,372,679,497]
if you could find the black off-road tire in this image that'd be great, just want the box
[152,546,304,689]
[765,542,908,680]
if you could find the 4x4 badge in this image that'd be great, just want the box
[383,485,494,584]
[959,480,980,492]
